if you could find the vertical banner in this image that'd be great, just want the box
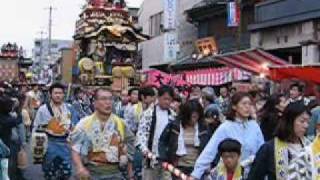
[227,1,240,27]
[164,0,177,30]
[164,33,177,62]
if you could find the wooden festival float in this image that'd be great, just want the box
[74,0,148,89]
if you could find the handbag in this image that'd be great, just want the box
[17,148,28,169]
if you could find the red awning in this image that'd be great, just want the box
[214,49,289,76]
[270,65,320,84]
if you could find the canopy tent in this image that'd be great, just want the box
[183,67,251,86]
[269,64,320,84]
[213,49,289,76]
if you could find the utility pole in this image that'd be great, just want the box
[45,5,56,63]
[48,6,53,62]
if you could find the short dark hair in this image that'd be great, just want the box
[139,87,155,99]
[290,83,303,93]
[128,87,140,96]
[178,100,204,128]
[226,92,251,121]
[218,138,242,155]
[158,85,174,98]
[93,87,111,100]
[275,101,311,142]
[49,82,65,94]
[205,105,220,120]
[0,95,14,114]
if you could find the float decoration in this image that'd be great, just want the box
[74,0,148,87]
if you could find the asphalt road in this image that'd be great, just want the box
[23,142,45,180]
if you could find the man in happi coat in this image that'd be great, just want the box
[70,88,135,180]
[33,83,79,180]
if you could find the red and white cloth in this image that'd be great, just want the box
[184,67,251,86]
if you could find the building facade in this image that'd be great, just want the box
[32,39,73,65]
[186,0,257,54]
[53,48,76,84]
[138,0,201,69]
[32,39,73,83]
[249,0,320,65]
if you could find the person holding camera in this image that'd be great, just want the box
[0,93,26,180]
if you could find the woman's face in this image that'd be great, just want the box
[293,112,310,139]
[233,96,252,119]
[276,96,288,112]
[191,112,200,124]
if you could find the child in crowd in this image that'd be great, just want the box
[208,138,246,180]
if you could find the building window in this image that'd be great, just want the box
[149,12,163,37]
[35,41,41,47]
[284,36,288,43]
[276,37,280,44]
[51,44,58,49]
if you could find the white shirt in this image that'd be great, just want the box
[152,106,169,156]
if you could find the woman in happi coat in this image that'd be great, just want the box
[248,101,311,180]
[286,133,320,179]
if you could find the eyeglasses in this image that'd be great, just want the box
[96,96,113,101]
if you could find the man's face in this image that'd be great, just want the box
[121,90,129,104]
[51,88,64,104]
[158,93,173,110]
[77,91,85,99]
[221,152,240,171]
[290,86,301,99]
[34,86,39,91]
[130,90,139,104]
[144,95,155,106]
[112,90,121,99]
[191,87,201,99]
[94,90,113,116]
[220,87,228,98]
[201,97,210,108]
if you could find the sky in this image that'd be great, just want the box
[0,0,143,57]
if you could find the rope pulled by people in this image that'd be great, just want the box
[143,150,191,180]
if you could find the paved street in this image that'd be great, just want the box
[23,142,76,180]
[23,142,45,180]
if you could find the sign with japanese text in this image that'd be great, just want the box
[164,0,177,30]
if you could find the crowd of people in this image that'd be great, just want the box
[0,81,319,180]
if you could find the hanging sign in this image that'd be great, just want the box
[227,1,240,27]
[195,37,218,56]
[164,0,177,30]
[164,33,177,62]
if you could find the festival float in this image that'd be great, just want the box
[74,0,148,89]
[0,43,32,84]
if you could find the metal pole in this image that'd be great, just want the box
[237,0,242,50]
[39,31,45,66]
[48,6,53,62]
